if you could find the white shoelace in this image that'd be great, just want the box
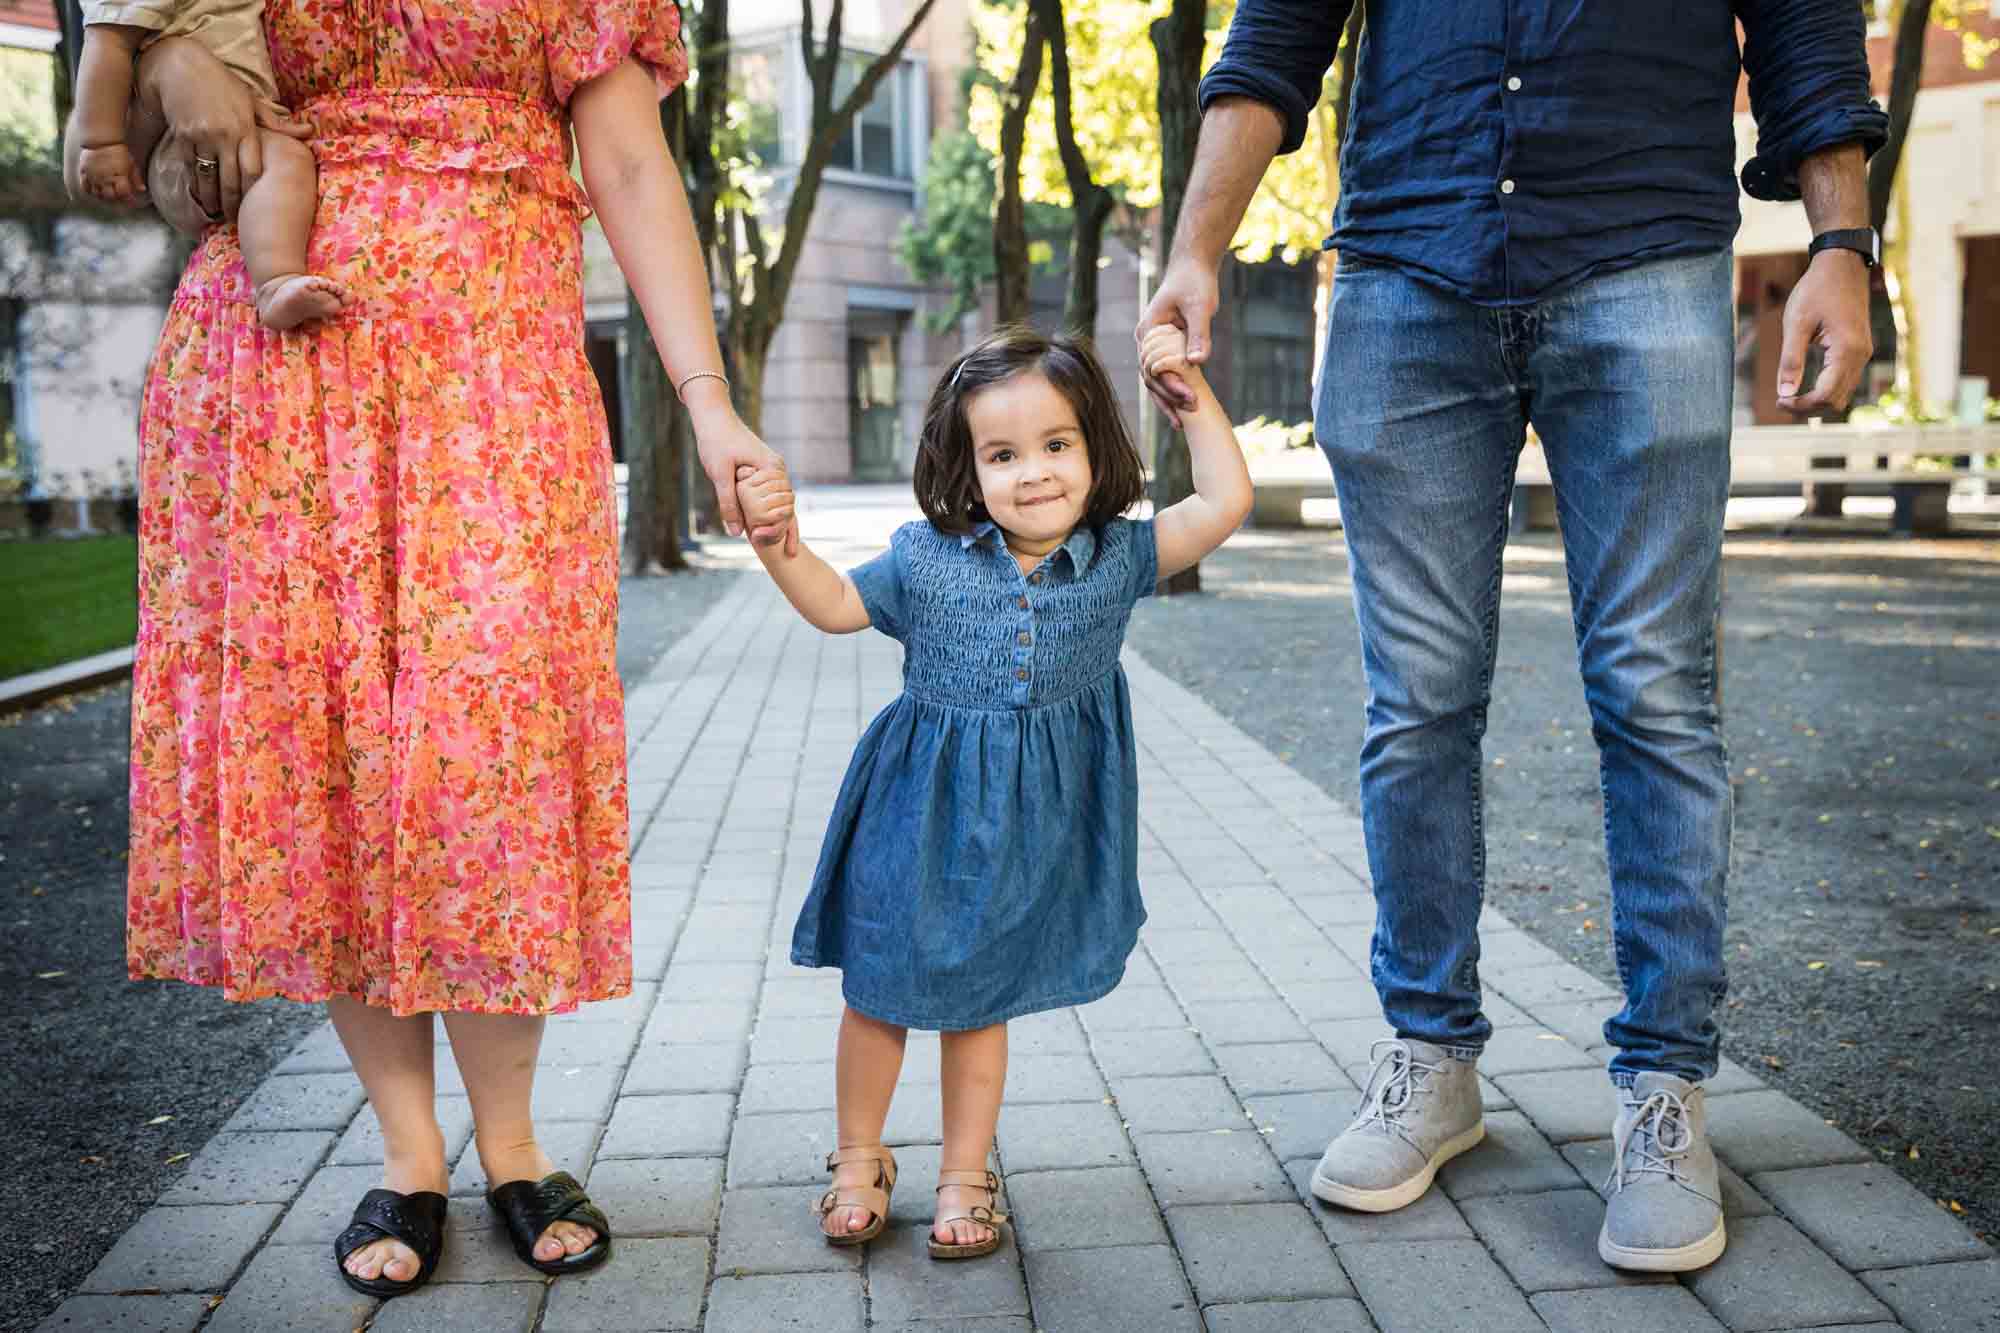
[1352,1039,1442,1144]
[1606,1088,1693,1193]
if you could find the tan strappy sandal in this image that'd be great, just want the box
[813,1144,897,1247]
[928,1168,1008,1260]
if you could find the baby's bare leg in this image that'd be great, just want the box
[242,129,347,329]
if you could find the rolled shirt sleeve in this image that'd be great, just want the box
[1197,0,1353,156]
[1735,0,1890,201]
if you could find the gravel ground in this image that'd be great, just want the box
[0,562,741,1333]
[1128,508,2000,1248]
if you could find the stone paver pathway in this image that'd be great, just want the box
[44,495,1997,1332]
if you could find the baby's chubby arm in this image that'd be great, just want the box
[737,466,872,634]
[71,25,148,202]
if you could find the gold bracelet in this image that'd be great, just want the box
[675,370,729,402]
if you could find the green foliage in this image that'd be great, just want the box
[897,130,997,329]
[1232,415,1315,456]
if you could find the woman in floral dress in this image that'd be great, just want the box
[116,0,782,1295]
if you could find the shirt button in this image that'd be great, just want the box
[1015,668,1030,681]
[1506,75,1521,91]
[1018,632,1032,646]
[1500,179,1516,195]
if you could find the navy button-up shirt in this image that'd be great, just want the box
[1200,1,1889,306]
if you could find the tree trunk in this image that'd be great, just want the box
[1868,0,1932,236]
[621,91,692,572]
[53,1,83,152]
[1149,0,1206,595]
[994,8,1044,326]
[1033,0,1115,337]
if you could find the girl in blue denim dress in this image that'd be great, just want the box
[734,325,1250,1262]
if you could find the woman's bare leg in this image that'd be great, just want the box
[326,997,445,1283]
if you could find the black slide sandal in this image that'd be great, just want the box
[485,1170,613,1276]
[332,1188,448,1299]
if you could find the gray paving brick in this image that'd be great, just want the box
[1186,999,1313,1046]
[1008,1164,1167,1250]
[369,1280,542,1333]
[1560,1138,1772,1219]
[1751,1163,1990,1271]
[435,1199,544,1281]
[1436,1111,1581,1200]
[1531,1285,1730,1333]
[1518,999,1620,1051]
[1164,1203,1353,1304]
[701,1272,863,1333]
[755,976,846,1017]
[1110,1075,1247,1132]
[997,1100,1135,1173]
[1163,960,1275,1002]
[715,1185,861,1274]
[883,1088,946,1144]
[202,1243,378,1332]
[32,1294,214,1333]
[1092,1025,1215,1078]
[1247,1090,1351,1164]
[1337,1238,1546,1333]
[622,1041,746,1096]
[1704,1090,1873,1175]
[158,1132,333,1205]
[878,1318,1034,1332]
[535,1064,625,1121]
[449,1121,597,1196]
[726,1111,835,1187]
[1490,1067,1620,1143]
[866,1219,1032,1323]
[529,1022,638,1068]
[1201,1299,1379,1333]
[269,1163,387,1244]
[539,1236,708,1332]
[1006,1053,1108,1103]
[1132,1130,1293,1207]
[332,1096,474,1167]
[221,1074,366,1133]
[1311,1018,1399,1068]
[1472,1026,1599,1077]
[1476,930,1567,971]
[1685,1214,1894,1331]
[1283,1158,1474,1244]
[1009,1009,1089,1055]
[273,1023,351,1075]
[659,961,763,1004]
[570,982,661,1026]
[1485,961,1622,1008]
[749,1014,843,1064]
[739,1060,839,1114]
[585,1156,724,1235]
[80,1203,284,1294]
[1459,1188,1666,1293]
[1862,1259,2000,1333]
[1216,1041,1351,1097]
[599,1093,736,1158]
[1478,1074,1513,1110]
[1274,977,1383,1022]
[642,1000,755,1046]
[1078,984,1187,1031]
[1146,929,1250,966]
[1022,1244,1204,1333]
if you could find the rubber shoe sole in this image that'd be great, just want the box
[1599,1217,1727,1273]
[1309,1121,1486,1213]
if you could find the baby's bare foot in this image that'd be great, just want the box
[255,273,348,330]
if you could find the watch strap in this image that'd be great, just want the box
[1808,227,1878,268]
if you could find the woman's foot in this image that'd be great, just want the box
[932,1181,1000,1249]
[254,272,348,330]
[340,1150,448,1284]
[480,1141,597,1263]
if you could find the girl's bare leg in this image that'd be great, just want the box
[936,1022,1008,1247]
[825,1006,908,1237]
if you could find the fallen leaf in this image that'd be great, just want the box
[1807,961,1827,970]
[1763,1055,1785,1070]
[1948,1200,1966,1214]
[1908,1145,1922,1161]
[35,970,66,980]
[78,1155,104,1165]
[146,1115,173,1126]
[164,1152,190,1165]
[1817,813,1832,824]
[1855,960,1884,969]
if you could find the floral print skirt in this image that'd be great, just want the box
[125,151,632,1016]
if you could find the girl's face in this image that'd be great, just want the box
[964,370,1094,553]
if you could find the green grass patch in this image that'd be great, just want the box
[0,536,140,680]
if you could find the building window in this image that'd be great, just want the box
[729,34,918,184]
[828,54,911,180]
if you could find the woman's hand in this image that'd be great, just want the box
[139,38,309,221]
[685,381,798,553]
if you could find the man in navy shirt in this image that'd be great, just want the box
[1138,1,1886,1272]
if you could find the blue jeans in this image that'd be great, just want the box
[1315,248,1734,1086]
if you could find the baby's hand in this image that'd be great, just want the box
[77,143,147,204]
[734,464,795,533]
[1141,324,1207,402]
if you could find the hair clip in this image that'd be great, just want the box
[949,357,969,389]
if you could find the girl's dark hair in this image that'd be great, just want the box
[913,325,1147,535]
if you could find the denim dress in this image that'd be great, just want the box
[790,517,1157,1030]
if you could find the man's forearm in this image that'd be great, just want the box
[1798,142,1868,235]
[1168,97,1286,270]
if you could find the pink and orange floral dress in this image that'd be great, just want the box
[126,0,687,1016]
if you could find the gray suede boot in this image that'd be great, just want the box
[1310,1038,1484,1212]
[1598,1072,1727,1272]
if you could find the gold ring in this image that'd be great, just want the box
[194,155,219,172]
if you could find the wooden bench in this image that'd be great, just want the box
[1512,423,1995,536]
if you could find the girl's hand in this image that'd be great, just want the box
[734,464,796,533]
[1141,324,1207,405]
[689,397,799,553]
[78,143,146,203]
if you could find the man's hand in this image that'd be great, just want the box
[1776,249,1873,417]
[1136,257,1219,428]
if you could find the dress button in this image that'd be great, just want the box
[1017,596,1029,610]
[1500,179,1516,195]
[1015,668,1030,681]
[1018,632,1032,646]
[1028,572,1042,585]
[1506,75,1521,91]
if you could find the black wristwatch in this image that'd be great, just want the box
[1808,227,1879,269]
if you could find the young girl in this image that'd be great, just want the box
[70,0,344,329]
[733,325,1251,1259]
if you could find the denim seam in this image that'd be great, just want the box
[1465,425,1523,1000]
